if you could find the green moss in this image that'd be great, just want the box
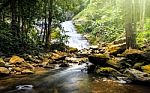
[68,47,78,53]
[0,58,4,63]
[141,64,150,73]
[96,67,115,73]
[133,62,144,70]
[94,54,109,59]
[137,30,150,47]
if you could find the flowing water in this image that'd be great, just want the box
[61,21,89,50]
[0,21,150,93]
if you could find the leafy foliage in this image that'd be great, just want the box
[74,0,124,44]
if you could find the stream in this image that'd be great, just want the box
[0,21,150,93]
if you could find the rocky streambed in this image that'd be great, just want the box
[0,44,150,93]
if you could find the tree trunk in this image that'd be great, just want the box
[0,12,2,22]
[42,0,47,43]
[125,0,137,49]
[45,0,53,48]
[11,0,18,36]
[40,21,44,41]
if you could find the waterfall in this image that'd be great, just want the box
[61,21,89,50]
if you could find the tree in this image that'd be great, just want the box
[124,0,137,49]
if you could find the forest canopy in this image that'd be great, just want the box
[74,0,150,49]
[0,0,150,54]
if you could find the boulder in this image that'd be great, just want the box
[28,55,42,63]
[9,56,24,64]
[133,62,144,70]
[68,47,78,53]
[122,49,144,60]
[77,49,91,57]
[21,62,35,70]
[3,58,10,62]
[0,58,5,67]
[124,69,150,84]
[96,67,123,77]
[39,61,54,68]
[105,43,126,56]
[89,45,99,50]
[21,69,34,74]
[59,63,69,67]
[0,67,10,75]
[13,67,23,72]
[51,52,66,61]
[142,52,150,62]
[88,54,110,66]
[87,64,96,73]
[65,57,88,63]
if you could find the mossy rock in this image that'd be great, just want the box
[141,64,150,73]
[9,56,25,64]
[96,67,115,73]
[133,62,145,70]
[122,49,144,61]
[96,67,122,77]
[0,58,5,67]
[88,54,110,66]
[107,58,122,69]
[68,47,78,53]
[94,54,109,59]
[0,67,10,75]
[105,43,126,56]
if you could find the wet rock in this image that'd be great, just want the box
[68,47,78,53]
[9,56,24,64]
[107,57,125,69]
[16,85,33,90]
[39,59,54,68]
[122,49,144,60]
[59,63,69,67]
[65,57,88,63]
[4,63,15,68]
[21,62,35,70]
[13,67,23,72]
[124,69,150,83]
[15,72,22,75]
[0,67,10,75]
[77,49,91,57]
[88,54,110,66]
[142,52,150,62]
[105,43,126,56]
[119,58,133,68]
[116,76,132,84]
[3,58,10,62]
[21,69,34,74]
[96,67,123,77]
[87,64,96,73]
[89,45,99,50]
[133,62,144,70]
[25,55,41,63]
[51,53,66,61]
[0,58,5,67]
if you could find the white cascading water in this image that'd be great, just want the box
[61,21,89,50]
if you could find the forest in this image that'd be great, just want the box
[0,0,150,93]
